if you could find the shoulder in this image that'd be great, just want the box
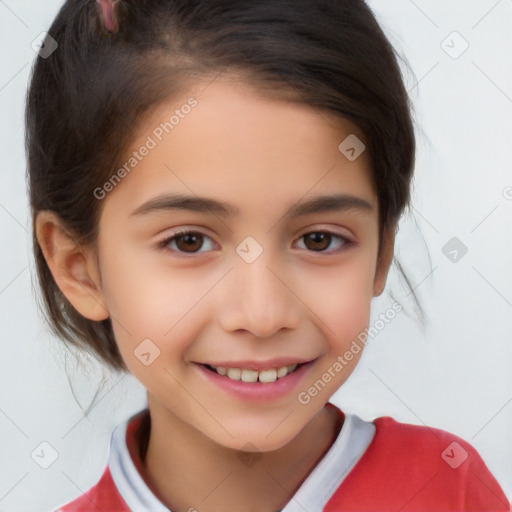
[55,408,154,512]
[326,415,510,511]
[372,416,503,478]
[371,415,478,465]
[55,465,130,512]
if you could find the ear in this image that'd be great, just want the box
[35,211,109,321]
[373,223,396,297]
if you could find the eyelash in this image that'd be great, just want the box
[155,229,354,256]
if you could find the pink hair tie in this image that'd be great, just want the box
[96,0,121,34]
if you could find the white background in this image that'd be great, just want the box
[0,0,511,510]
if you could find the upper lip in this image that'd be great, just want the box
[196,357,316,371]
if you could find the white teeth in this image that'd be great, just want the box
[211,364,300,382]
[227,368,241,380]
[259,369,277,383]
[276,366,288,378]
[241,369,259,383]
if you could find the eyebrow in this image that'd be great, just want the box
[130,193,374,220]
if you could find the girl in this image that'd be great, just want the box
[26,0,510,510]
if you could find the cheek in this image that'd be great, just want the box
[296,269,372,407]
[301,257,376,345]
[99,234,171,326]
[96,239,186,364]
[324,292,371,360]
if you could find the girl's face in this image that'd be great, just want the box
[95,76,390,451]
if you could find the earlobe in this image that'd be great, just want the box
[35,211,109,321]
[373,225,396,297]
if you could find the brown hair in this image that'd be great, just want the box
[26,0,419,373]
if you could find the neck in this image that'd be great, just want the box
[139,399,343,512]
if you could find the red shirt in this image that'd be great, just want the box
[56,404,510,511]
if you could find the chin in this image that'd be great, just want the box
[203,411,316,453]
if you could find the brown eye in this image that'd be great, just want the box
[157,230,215,255]
[174,232,204,253]
[296,231,352,253]
[304,232,331,251]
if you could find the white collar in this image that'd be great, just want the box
[108,406,376,511]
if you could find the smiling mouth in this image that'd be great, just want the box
[202,363,303,383]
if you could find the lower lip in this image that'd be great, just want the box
[194,361,315,402]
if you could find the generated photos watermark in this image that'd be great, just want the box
[297,301,403,405]
[93,97,198,200]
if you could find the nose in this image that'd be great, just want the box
[217,250,301,338]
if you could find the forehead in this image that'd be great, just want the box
[101,75,377,218]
